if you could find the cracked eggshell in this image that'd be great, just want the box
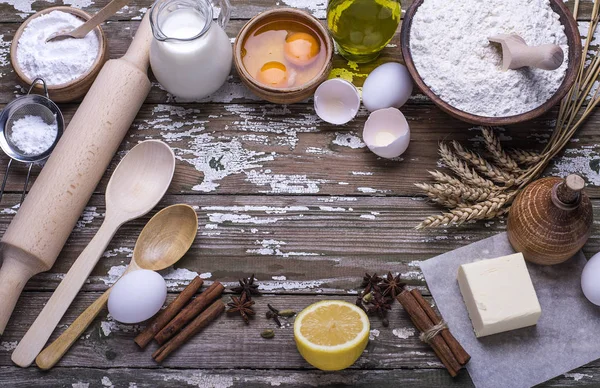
[582,252,600,306]
[314,78,360,125]
[108,269,167,324]
[363,108,410,159]
[362,62,413,112]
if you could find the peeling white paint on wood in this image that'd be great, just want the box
[333,132,366,149]
[549,145,600,185]
[0,341,17,351]
[247,239,321,258]
[75,206,100,229]
[564,373,593,381]
[369,329,380,340]
[392,327,416,339]
[162,372,235,388]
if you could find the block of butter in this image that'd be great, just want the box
[457,252,541,338]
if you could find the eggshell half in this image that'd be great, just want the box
[314,78,360,125]
[362,63,413,112]
[108,269,167,324]
[363,108,410,159]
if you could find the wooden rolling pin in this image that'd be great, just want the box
[0,14,153,335]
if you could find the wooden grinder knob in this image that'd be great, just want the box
[507,174,593,265]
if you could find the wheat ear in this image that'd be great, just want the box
[507,149,542,166]
[481,127,521,173]
[415,182,495,204]
[416,193,515,229]
[451,141,516,185]
[438,143,496,189]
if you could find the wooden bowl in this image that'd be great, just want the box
[233,8,334,104]
[401,0,582,125]
[10,6,108,103]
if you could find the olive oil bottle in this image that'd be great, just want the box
[327,0,401,63]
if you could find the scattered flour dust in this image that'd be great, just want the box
[16,11,100,85]
[0,34,10,68]
[410,0,568,117]
[9,115,57,156]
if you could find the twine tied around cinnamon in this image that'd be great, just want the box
[419,319,448,343]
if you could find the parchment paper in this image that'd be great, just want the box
[420,232,600,388]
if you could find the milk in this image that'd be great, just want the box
[150,7,232,100]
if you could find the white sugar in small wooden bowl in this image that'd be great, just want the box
[10,6,108,103]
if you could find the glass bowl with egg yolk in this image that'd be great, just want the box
[241,20,327,89]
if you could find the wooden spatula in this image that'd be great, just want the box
[488,34,564,71]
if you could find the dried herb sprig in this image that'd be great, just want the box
[415,0,600,229]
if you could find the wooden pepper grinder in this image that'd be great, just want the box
[507,174,593,265]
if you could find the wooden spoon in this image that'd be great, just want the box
[46,0,131,42]
[11,140,175,368]
[35,204,198,370]
[488,34,564,71]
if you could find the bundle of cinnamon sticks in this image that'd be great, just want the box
[397,289,470,377]
[134,276,225,363]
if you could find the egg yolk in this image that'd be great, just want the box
[257,61,289,87]
[284,32,320,67]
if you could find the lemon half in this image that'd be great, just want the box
[293,300,370,371]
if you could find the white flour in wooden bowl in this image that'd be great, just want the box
[16,11,100,86]
[410,0,569,117]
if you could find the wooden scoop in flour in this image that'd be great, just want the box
[488,34,564,71]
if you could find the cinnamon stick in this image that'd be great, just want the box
[410,289,470,366]
[154,281,224,345]
[134,276,204,349]
[152,299,225,363]
[397,290,461,377]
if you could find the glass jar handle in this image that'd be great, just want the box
[212,0,231,29]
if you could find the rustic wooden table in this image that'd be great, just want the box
[1,1,599,387]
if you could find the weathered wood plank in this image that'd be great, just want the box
[0,194,598,294]
[0,367,476,388]
[0,293,446,369]
[1,101,598,197]
[0,0,594,23]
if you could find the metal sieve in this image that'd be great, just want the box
[0,78,64,203]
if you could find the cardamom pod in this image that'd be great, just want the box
[278,309,296,317]
[261,329,275,339]
[362,292,373,304]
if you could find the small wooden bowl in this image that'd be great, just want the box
[10,6,108,103]
[401,0,582,125]
[233,8,334,104]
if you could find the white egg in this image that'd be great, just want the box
[582,252,600,306]
[362,62,413,112]
[363,108,410,159]
[314,78,361,125]
[108,269,167,323]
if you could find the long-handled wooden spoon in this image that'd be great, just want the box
[11,140,175,368]
[47,0,131,42]
[35,204,198,370]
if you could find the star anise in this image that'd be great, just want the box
[379,272,406,299]
[231,274,261,299]
[367,293,392,327]
[227,293,255,324]
[361,273,382,294]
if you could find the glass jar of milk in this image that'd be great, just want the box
[149,0,233,99]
